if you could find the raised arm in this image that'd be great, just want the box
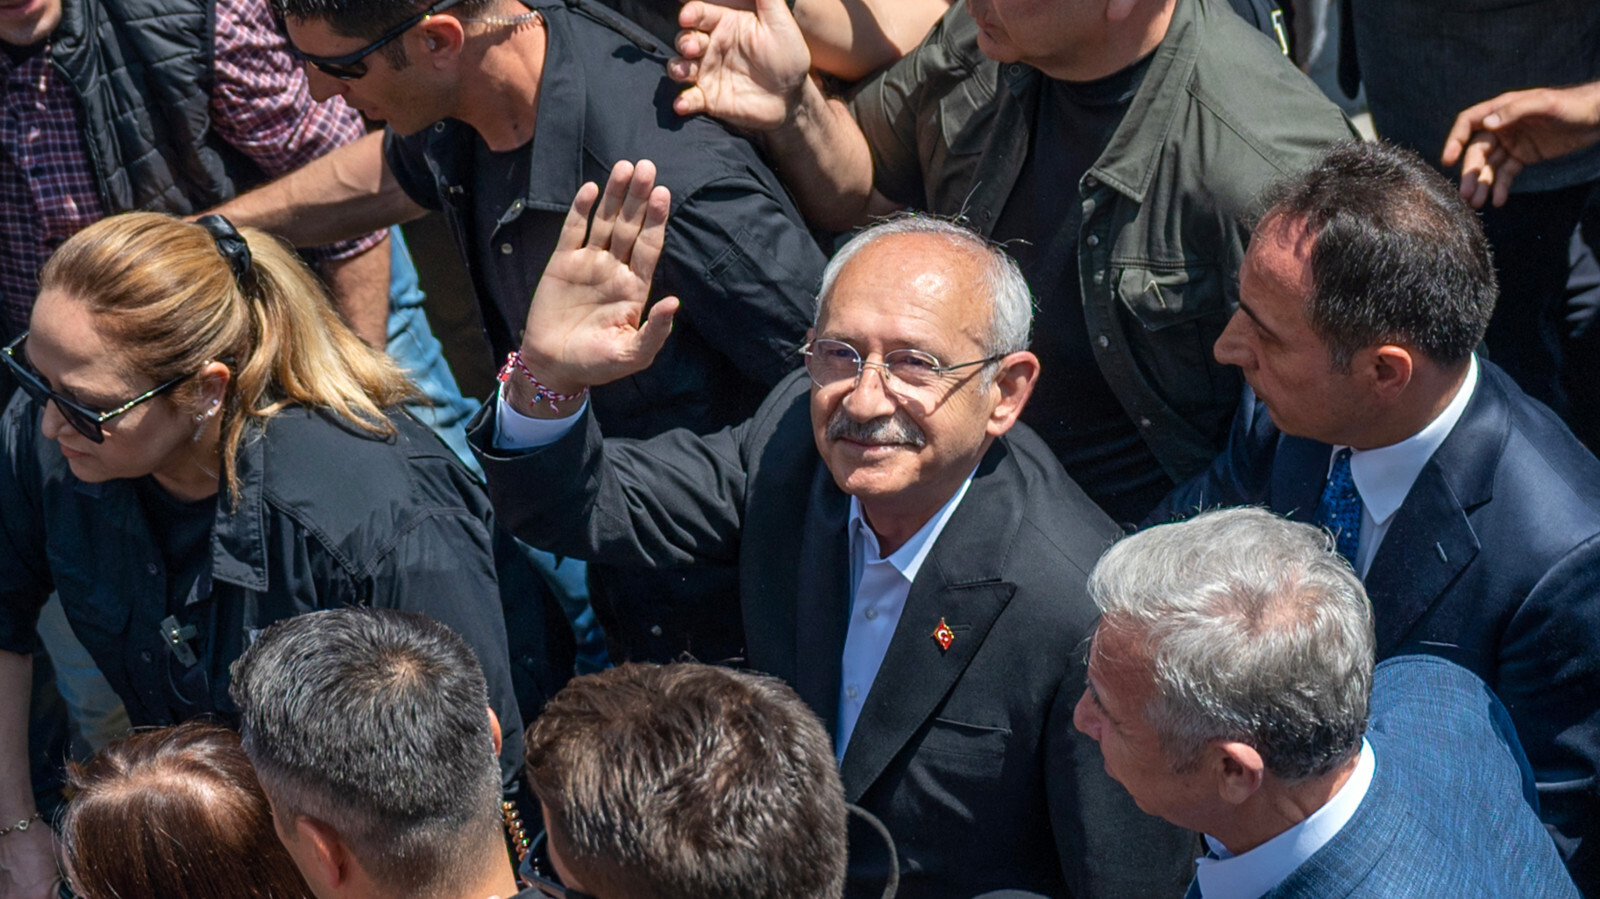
[209,131,426,248]
[1442,81,1600,209]
[792,0,949,81]
[667,0,884,231]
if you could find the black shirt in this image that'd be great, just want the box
[991,54,1170,525]
[387,0,826,439]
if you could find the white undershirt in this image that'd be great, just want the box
[1194,739,1376,899]
[834,471,975,759]
[1327,356,1478,577]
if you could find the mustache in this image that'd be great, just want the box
[826,409,927,448]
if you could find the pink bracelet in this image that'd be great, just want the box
[497,351,587,414]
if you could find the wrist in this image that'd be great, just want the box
[499,351,588,416]
[777,74,827,134]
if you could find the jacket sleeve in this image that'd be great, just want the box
[1143,386,1281,527]
[467,378,787,569]
[656,179,824,388]
[0,394,53,654]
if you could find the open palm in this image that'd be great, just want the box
[520,160,680,393]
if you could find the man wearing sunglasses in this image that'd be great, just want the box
[211,0,827,667]
[466,163,1195,899]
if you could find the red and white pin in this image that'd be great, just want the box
[932,618,955,652]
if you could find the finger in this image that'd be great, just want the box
[588,160,636,251]
[678,1,726,35]
[675,27,707,59]
[631,295,680,366]
[609,159,660,267]
[1492,158,1524,208]
[1458,131,1495,175]
[1443,98,1500,165]
[667,56,700,83]
[627,184,673,284]
[674,85,707,117]
[555,181,602,252]
[1481,92,1550,133]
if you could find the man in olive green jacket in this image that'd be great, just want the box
[669,0,1354,524]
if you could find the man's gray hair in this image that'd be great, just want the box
[815,215,1034,362]
[1088,507,1375,781]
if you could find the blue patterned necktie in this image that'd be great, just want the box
[1315,448,1363,566]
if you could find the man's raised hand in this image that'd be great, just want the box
[515,160,677,408]
[668,0,812,131]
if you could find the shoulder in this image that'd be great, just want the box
[253,408,491,560]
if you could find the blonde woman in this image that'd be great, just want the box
[0,213,524,897]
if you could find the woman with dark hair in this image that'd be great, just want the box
[0,212,527,896]
[59,722,313,899]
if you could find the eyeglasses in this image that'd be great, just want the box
[518,830,599,899]
[289,0,467,80]
[1,332,189,444]
[801,338,1005,400]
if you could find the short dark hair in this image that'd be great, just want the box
[525,663,848,899]
[229,608,504,895]
[1253,139,1497,370]
[271,0,491,41]
[59,722,315,899]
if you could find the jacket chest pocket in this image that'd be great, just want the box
[912,716,1012,781]
[1113,263,1239,410]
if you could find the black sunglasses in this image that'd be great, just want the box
[290,0,467,79]
[1,332,189,444]
[518,830,599,899]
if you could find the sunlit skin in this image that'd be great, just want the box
[962,0,1174,82]
[26,289,227,502]
[0,0,60,49]
[285,16,456,136]
[807,233,1038,555]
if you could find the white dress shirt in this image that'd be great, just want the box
[493,382,588,449]
[1194,739,1376,899]
[1328,356,1479,577]
[835,471,976,759]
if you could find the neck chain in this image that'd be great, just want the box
[459,8,542,27]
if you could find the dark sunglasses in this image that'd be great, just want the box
[290,0,467,79]
[1,332,189,444]
[518,830,599,899]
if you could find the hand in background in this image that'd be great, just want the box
[668,0,812,130]
[1442,81,1600,209]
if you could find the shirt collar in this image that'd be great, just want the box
[847,468,977,583]
[1334,355,1479,527]
[1196,739,1376,899]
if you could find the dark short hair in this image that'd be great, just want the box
[1253,140,1497,370]
[229,608,503,894]
[59,722,315,899]
[525,663,848,899]
[271,0,490,41]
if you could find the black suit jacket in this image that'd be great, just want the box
[472,371,1195,898]
[1153,360,1600,892]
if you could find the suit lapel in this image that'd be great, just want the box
[1362,367,1504,655]
[793,462,852,737]
[1270,435,1329,523]
[838,443,1020,801]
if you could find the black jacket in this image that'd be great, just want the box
[470,371,1196,899]
[0,395,525,779]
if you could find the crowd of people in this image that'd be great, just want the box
[0,0,1597,894]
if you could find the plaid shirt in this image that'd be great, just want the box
[0,0,383,336]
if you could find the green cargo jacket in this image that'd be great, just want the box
[852,0,1355,484]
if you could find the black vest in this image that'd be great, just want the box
[48,0,266,214]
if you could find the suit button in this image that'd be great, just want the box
[1086,234,1100,247]
[650,625,663,637]
[864,607,878,621]
[1097,335,1110,348]
[500,243,514,255]
[1139,417,1153,429]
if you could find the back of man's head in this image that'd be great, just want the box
[230,608,503,896]
[1089,507,1376,781]
[1254,139,1497,371]
[525,662,848,899]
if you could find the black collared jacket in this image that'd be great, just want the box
[0,394,525,775]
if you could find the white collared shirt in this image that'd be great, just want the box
[492,382,588,449]
[1194,739,1377,899]
[835,471,976,759]
[1327,356,1479,577]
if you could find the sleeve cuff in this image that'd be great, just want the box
[493,381,587,450]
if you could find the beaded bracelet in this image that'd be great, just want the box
[498,351,587,414]
[0,813,41,840]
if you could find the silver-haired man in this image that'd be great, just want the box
[1075,507,1577,897]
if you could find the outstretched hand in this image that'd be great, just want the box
[668,0,812,130]
[516,160,678,403]
[1442,82,1600,209]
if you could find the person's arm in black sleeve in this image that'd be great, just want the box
[1142,385,1280,528]
[656,179,826,387]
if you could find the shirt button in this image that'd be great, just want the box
[1008,65,1020,76]
[1084,176,1098,189]
[1086,234,1100,247]
[1139,417,1153,429]
[434,121,446,132]
[146,562,159,576]
[139,651,152,663]
[846,685,859,700]
[1094,270,1106,285]
[500,243,514,255]
[649,624,663,637]
[864,607,878,621]
[1083,199,1096,216]
[509,199,524,213]
[1096,335,1110,349]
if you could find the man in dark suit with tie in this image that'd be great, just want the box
[466,161,1196,898]
[1076,507,1578,898]
[1152,139,1600,891]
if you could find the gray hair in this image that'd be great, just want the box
[1088,507,1375,781]
[815,215,1034,367]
